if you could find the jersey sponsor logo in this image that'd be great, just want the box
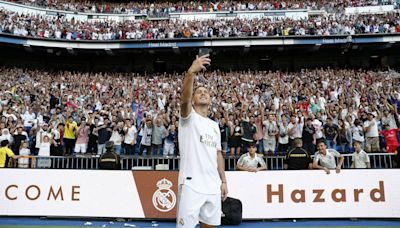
[152,178,177,212]
[200,134,217,148]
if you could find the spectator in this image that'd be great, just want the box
[0,140,17,168]
[151,118,167,155]
[288,115,303,148]
[38,135,51,156]
[12,125,27,154]
[236,142,267,172]
[323,117,338,149]
[313,140,344,174]
[352,119,365,148]
[337,119,352,153]
[95,118,112,155]
[74,117,90,154]
[363,112,380,152]
[241,110,257,152]
[64,116,78,155]
[380,124,399,153]
[18,140,30,168]
[87,116,99,154]
[219,111,230,156]
[277,115,289,154]
[262,112,279,155]
[139,118,153,155]
[229,118,242,156]
[163,124,177,157]
[0,128,13,146]
[50,123,64,156]
[351,140,371,168]
[302,117,316,154]
[22,108,36,134]
[35,123,51,154]
[284,138,312,170]
[123,119,137,155]
[109,121,125,154]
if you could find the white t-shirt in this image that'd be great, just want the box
[382,115,397,129]
[263,120,278,140]
[22,112,36,127]
[288,120,304,139]
[352,125,365,142]
[237,153,266,169]
[124,126,138,144]
[18,148,31,168]
[352,150,370,168]
[110,130,123,146]
[314,149,341,169]
[140,125,153,146]
[35,130,52,149]
[312,119,324,139]
[38,142,51,156]
[278,122,289,144]
[364,119,379,137]
[317,97,326,110]
[178,109,221,194]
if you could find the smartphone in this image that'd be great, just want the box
[198,48,211,57]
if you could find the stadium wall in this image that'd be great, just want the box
[1,169,399,219]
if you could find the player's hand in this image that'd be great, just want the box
[221,183,228,201]
[324,167,330,175]
[188,55,211,74]
[248,167,257,172]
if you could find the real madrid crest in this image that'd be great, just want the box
[152,178,177,212]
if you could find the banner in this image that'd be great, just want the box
[1,169,400,219]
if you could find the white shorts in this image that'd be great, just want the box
[176,185,221,228]
[74,143,87,153]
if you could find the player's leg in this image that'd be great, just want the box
[200,223,214,228]
[176,185,206,228]
[199,193,221,228]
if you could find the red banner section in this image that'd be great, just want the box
[132,171,178,218]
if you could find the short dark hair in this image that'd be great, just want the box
[293,138,303,147]
[193,85,208,95]
[316,139,326,146]
[1,140,9,147]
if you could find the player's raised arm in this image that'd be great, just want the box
[180,55,211,118]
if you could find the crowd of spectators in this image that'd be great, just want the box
[0,67,399,165]
[1,8,400,40]
[6,0,398,15]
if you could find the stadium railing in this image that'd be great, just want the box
[8,153,397,170]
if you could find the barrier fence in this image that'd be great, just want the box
[9,153,397,170]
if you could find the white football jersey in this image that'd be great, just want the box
[178,109,221,194]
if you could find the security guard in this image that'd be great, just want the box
[284,138,312,170]
[99,141,121,170]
